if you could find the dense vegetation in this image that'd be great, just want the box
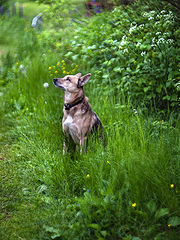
[0,0,180,239]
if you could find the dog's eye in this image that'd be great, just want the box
[66,77,70,81]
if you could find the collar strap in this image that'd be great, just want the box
[64,97,84,111]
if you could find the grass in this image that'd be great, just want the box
[1,52,180,239]
[9,0,48,18]
[0,1,47,63]
[0,2,180,239]
[22,2,48,20]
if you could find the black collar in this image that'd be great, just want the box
[64,97,84,111]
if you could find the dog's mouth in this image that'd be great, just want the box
[53,78,65,91]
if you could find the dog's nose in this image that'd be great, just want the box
[53,78,58,84]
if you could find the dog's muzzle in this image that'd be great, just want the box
[53,78,65,90]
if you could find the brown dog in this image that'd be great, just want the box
[53,73,104,153]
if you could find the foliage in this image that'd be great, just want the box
[36,0,53,3]
[0,0,8,6]
[158,0,180,15]
[36,0,180,115]
[1,50,180,238]
[53,4,179,114]
[111,0,135,6]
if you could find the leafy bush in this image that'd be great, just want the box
[40,1,179,114]
[60,5,179,114]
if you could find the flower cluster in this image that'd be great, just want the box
[48,60,79,78]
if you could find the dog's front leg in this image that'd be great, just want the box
[79,136,88,154]
[63,141,68,155]
[63,133,70,155]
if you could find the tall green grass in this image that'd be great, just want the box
[0,6,180,239]
[1,52,180,239]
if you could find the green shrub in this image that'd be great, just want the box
[61,5,179,114]
[38,1,179,114]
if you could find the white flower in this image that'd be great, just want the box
[19,64,24,70]
[119,40,127,49]
[156,32,161,35]
[133,109,138,115]
[120,40,126,45]
[152,37,156,43]
[166,39,174,44]
[43,82,49,88]
[136,42,141,47]
[139,24,144,29]
[157,38,165,44]
[150,11,155,14]
[129,25,137,34]
[19,64,27,75]
[123,48,128,53]
[141,51,146,56]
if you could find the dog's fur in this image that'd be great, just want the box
[53,73,104,153]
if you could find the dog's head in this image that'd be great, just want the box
[53,73,91,93]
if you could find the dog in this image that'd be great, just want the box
[53,73,104,153]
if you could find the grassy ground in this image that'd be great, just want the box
[1,52,180,239]
[0,1,180,240]
[0,1,47,63]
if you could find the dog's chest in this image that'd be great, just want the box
[63,115,79,140]
[63,115,74,129]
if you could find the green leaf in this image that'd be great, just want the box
[166,81,171,87]
[168,216,180,227]
[156,86,162,93]
[72,55,78,61]
[102,74,109,79]
[87,223,101,230]
[113,67,121,72]
[146,200,156,214]
[144,86,150,92]
[100,231,107,237]
[163,95,170,100]
[171,94,177,101]
[155,208,169,220]
[135,210,148,220]
[51,233,61,239]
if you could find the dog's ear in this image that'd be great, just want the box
[78,73,91,88]
[75,73,82,78]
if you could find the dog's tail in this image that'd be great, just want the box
[91,112,107,147]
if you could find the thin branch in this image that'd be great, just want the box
[163,0,180,12]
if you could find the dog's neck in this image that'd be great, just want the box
[64,88,85,105]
